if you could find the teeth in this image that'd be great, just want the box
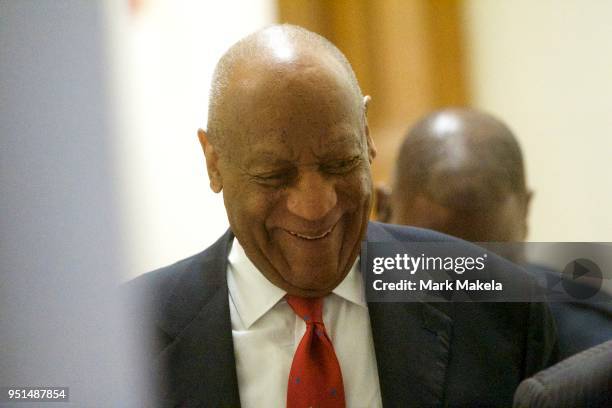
[288,226,333,240]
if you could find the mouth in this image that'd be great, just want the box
[286,224,335,240]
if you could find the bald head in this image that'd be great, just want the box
[197,25,376,297]
[383,108,531,242]
[206,24,363,150]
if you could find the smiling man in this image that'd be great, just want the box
[127,25,558,407]
[199,26,374,297]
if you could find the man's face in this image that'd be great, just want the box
[391,191,528,242]
[208,62,374,296]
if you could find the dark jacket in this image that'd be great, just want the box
[126,222,558,407]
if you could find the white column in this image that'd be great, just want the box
[0,1,142,404]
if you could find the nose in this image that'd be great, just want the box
[286,170,337,221]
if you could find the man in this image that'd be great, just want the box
[377,108,530,243]
[127,26,557,407]
[377,108,612,360]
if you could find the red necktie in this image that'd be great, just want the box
[286,295,346,408]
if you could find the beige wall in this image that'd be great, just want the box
[463,0,612,241]
[122,0,274,276]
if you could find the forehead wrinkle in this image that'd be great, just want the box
[236,54,359,112]
[240,107,362,157]
[217,49,364,169]
[311,131,364,159]
[242,132,363,171]
[242,136,298,165]
[208,25,365,150]
[219,53,361,137]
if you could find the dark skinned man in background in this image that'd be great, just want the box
[377,108,612,361]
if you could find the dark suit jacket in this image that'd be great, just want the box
[126,222,558,407]
[527,265,612,360]
[513,339,612,407]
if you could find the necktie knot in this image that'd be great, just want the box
[285,295,324,325]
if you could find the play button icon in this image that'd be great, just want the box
[562,258,602,300]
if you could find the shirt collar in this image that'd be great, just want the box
[227,238,366,329]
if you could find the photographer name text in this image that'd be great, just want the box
[373,279,503,291]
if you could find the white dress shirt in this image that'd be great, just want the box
[227,238,383,408]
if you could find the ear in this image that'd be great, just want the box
[197,128,223,193]
[520,189,533,240]
[524,189,533,214]
[375,183,392,223]
[363,95,377,162]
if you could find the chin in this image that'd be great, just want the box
[282,264,344,292]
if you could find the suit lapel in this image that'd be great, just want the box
[154,222,454,406]
[366,222,453,407]
[156,231,241,407]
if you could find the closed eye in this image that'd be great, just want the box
[252,170,294,187]
[321,156,361,174]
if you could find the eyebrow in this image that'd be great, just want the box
[314,138,363,161]
[243,131,364,168]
